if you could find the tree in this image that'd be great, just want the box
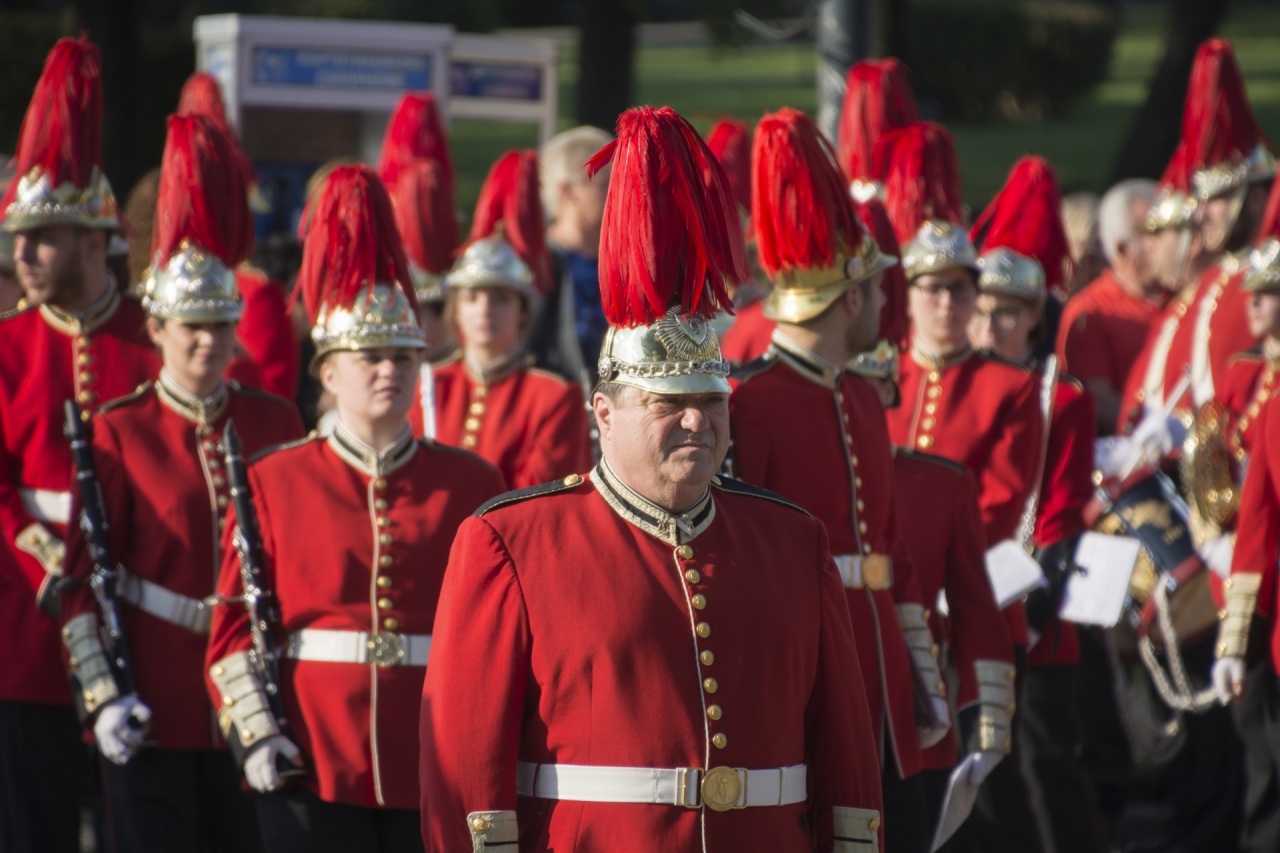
[577,0,637,133]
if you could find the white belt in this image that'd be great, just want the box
[515,761,807,811]
[284,628,431,667]
[116,568,218,635]
[833,554,894,591]
[19,489,71,525]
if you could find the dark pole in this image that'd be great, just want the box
[576,0,636,133]
[817,0,870,142]
[75,0,145,198]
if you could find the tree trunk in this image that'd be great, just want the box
[1109,0,1230,183]
[576,0,636,133]
[75,0,145,201]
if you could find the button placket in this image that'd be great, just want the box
[835,388,866,557]
[462,383,487,449]
[677,543,729,752]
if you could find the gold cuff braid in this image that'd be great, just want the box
[61,613,120,715]
[833,806,881,852]
[897,603,945,701]
[974,659,1016,754]
[1216,573,1262,660]
[467,810,517,852]
[209,651,281,747]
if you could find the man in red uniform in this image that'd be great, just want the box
[969,157,1107,853]
[412,150,591,485]
[421,105,883,853]
[728,108,939,853]
[60,114,305,852]
[204,165,504,853]
[1056,179,1165,432]
[0,37,160,853]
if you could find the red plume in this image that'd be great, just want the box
[152,114,254,269]
[0,36,104,212]
[751,107,867,279]
[175,72,259,191]
[1259,171,1280,243]
[394,159,458,276]
[293,164,416,322]
[836,59,920,184]
[970,156,1072,290]
[872,121,964,244]
[378,92,453,192]
[464,150,551,294]
[587,106,744,326]
[706,119,752,212]
[1185,39,1270,173]
[856,196,908,344]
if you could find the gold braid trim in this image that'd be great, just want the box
[1216,573,1262,660]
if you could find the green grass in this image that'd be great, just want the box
[451,2,1280,215]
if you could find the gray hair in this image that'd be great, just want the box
[1098,179,1157,265]
[539,126,614,220]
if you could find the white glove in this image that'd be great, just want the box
[1199,533,1235,579]
[1211,656,1247,705]
[93,695,151,765]
[967,750,1005,786]
[919,695,953,749]
[1131,411,1186,459]
[244,735,302,793]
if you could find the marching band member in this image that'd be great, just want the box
[412,150,591,487]
[205,165,504,853]
[0,38,159,852]
[60,114,305,852]
[729,107,936,853]
[969,156,1107,853]
[422,105,884,853]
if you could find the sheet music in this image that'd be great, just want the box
[1059,532,1141,627]
[984,540,1047,609]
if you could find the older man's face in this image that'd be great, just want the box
[598,386,729,492]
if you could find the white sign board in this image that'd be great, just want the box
[448,34,560,145]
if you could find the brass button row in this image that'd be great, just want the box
[682,543,729,751]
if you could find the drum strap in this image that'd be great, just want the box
[1016,356,1059,551]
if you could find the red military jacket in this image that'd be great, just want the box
[1204,265,1258,396]
[410,353,591,489]
[235,266,299,400]
[0,291,159,704]
[206,424,504,809]
[1219,348,1280,459]
[892,449,1012,769]
[1161,259,1255,413]
[720,300,776,366]
[1116,284,1199,433]
[886,343,1042,646]
[1027,371,1096,667]
[1227,394,1280,672]
[62,375,304,749]
[729,333,925,779]
[420,460,883,853]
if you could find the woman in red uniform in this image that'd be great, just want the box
[60,114,305,853]
[413,150,591,487]
[204,165,505,853]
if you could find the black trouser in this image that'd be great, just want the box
[1235,663,1280,852]
[100,747,264,853]
[883,765,929,853]
[946,647,1045,853]
[1019,662,1106,853]
[256,786,424,853]
[0,700,83,853]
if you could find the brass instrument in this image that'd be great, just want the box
[1180,398,1241,534]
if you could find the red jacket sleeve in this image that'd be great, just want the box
[1034,381,1096,547]
[420,516,531,852]
[0,404,51,596]
[979,374,1043,545]
[514,381,591,488]
[236,271,300,401]
[1231,397,1280,618]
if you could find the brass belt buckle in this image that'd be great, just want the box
[701,766,747,811]
[863,554,893,591]
[367,631,404,667]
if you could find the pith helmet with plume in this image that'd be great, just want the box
[836,59,919,203]
[971,156,1072,304]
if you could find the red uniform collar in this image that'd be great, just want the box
[38,286,120,335]
[155,370,228,425]
[328,421,417,477]
[769,330,843,389]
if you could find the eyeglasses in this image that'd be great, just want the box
[912,281,977,303]
[970,307,1024,331]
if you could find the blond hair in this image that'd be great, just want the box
[539,126,614,220]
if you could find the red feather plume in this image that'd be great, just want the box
[152,114,254,269]
[970,156,1072,290]
[872,121,964,244]
[706,119,752,212]
[856,196,908,344]
[175,72,260,192]
[1259,171,1280,243]
[293,164,416,322]
[836,59,920,184]
[751,107,867,279]
[393,159,458,276]
[0,36,104,213]
[587,106,744,326]
[464,150,551,294]
[378,92,453,193]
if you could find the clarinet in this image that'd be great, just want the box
[63,400,136,719]
[222,421,303,776]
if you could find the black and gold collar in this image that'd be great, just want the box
[465,350,524,386]
[910,341,973,372]
[328,420,417,477]
[156,370,228,425]
[39,287,120,336]
[593,458,715,546]
[770,330,842,389]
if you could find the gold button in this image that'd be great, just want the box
[203,441,217,452]
[1002,739,1012,753]
[917,435,934,449]
[700,650,715,666]
[925,402,937,414]
[696,622,711,638]
[80,410,91,422]
[936,681,947,692]
[842,412,850,423]
[691,594,707,610]
[858,521,868,534]
[1006,669,1016,682]
[869,817,881,831]
[707,704,722,720]
[77,390,96,404]
[77,352,92,366]
[377,597,393,610]
[216,495,228,508]
[844,435,853,445]
[863,543,872,554]
[469,402,486,415]
[685,569,701,584]
[703,678,718,693]
[474,386,487,399]
[471,815,490,832]
[383,617,400,630]
[928,371,940,382]
[374,478,388,491]
[78,371,94,384]
[927,386,941,399]
[464,417,481,432]
[930,644,939,656]
[710,475,721,486]
[677,545,694,559]
[212,665,224,677]
[376,516,390,528]
[377,575,393,589]
[856,499,864,511]
[462,435,478,449]
[712,733,728,749]
[196,424,213,437]
[207,457,222,469]
[923,608,931,620]
[563,473,583,486]
[374,498,388,511]
[1007,703,1016,715]
[219,517,226,529]
[836,392,845,404]
[379,533,393,546]
[854,477,863,488]
[922,417,936,430]
[76,335,90,347]
[850,456,858,467]
[212,474,226,487]
[379,554,393,568]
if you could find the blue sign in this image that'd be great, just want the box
[450,61,542,101]
[252,47,431,91]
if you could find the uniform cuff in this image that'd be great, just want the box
[62,613,120,716]
[897,603,945,700]
[1217,573,1261,660]
[974,659,1015,754]
[833,806,880,852]
[467,810,517,852]
[16,522,64,578]
[209,651,281,747]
